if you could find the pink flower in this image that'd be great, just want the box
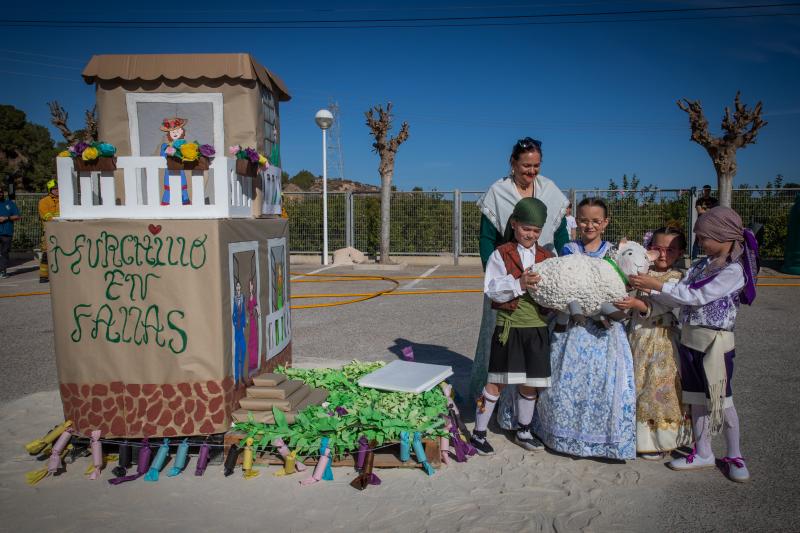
[229,145,241,155]
[165,146,176,156]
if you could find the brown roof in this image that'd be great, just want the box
[82,53,290,101]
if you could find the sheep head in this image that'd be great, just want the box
[614,239,657,277]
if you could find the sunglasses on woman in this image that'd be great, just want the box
[516,137,542,150]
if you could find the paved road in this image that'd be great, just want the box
[1,259,798,531]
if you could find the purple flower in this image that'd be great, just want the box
[334,406,348,416]
[245,147,260,163]
[199,144,216,158]
[73,141,90,155]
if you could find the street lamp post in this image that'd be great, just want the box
[315,109,334,265]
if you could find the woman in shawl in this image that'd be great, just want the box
[469,137,570,430]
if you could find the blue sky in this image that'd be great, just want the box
[1,1,799,192]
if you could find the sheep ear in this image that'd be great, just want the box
[646,250,659,262]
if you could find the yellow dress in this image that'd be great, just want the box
[628,269,691,453]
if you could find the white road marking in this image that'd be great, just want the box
[401,265,439,290]
[290,264,338,281]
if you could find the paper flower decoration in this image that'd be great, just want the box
[199,144,216,158]
[97,142,116,157]
[81,146,99,161]
[180,142,199,162]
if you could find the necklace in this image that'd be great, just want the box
[513,177,532,195]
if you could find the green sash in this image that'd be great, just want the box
[496,293,547,345]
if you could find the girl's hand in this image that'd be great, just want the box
[520,269,541,291]
[614,296,648,314]
[629,274,663,293]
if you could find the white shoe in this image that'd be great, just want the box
[668,448,715,470]
[722,456,750,483]
[639,452,665,461]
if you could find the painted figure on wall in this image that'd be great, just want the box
[271,248,286,345]
[160,117,190,205]
[232,279,247,386]
[247,278,260,373]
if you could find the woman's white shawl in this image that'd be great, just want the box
[476,175,569,252]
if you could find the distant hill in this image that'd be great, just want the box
[287,178,380,193]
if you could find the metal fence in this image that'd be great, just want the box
[10,193,46,251]
[9,188,797,261]
[284,188,798,261]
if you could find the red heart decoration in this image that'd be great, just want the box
[148,224,162,235]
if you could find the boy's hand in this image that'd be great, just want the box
[520,269,541,291]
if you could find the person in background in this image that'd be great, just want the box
[692,196,719,260]
[0,186,21,279]
[565,202,577,240]
[38,179,60,283]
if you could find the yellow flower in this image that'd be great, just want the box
[258,154,268,166]
[180,142,199,161]
[81,147,99,161]
[58,151,71,157]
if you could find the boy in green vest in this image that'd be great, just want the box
[471,197,553,454]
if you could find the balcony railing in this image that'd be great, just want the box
[56,156,281,220]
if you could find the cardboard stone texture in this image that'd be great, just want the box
[291,388,329,412]
[358,360,454,394]
[240,384,309,412]
[248,379,303,399]
[252,373,286,387]
[231,388,328,424]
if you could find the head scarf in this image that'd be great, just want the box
[694,206,759,305]
[502,197,548,243]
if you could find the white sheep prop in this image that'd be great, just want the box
[529,240,657,324]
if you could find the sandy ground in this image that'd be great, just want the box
[1,260,799,532]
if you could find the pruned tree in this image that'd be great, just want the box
[365,102,409,263]
[677,92,767,207]
[47,101,98,145]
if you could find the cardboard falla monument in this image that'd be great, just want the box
[49,53,294,438]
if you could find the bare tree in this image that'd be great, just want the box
[84,105,98,143]
[365,102,409,263]
[48,101,99,144]
[677,92,767,207]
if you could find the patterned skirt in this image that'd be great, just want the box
[629,323,692,453]
[533,321,636,460]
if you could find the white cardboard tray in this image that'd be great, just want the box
[357,360,453,394]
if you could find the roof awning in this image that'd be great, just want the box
[82,53,290,101]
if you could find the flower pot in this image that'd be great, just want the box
[165,156,210,171]
[73,156,117,172]
[236,159,259,178]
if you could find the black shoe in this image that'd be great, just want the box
[514,429,545,452]
[0,271,8,279]
[40,277,49,284]
[470,430,495,456]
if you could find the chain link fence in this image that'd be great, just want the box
[10,193,46,251]
[11,188,798,261]
[573,189,692,244]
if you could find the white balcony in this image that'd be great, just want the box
[56,156,281,220]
